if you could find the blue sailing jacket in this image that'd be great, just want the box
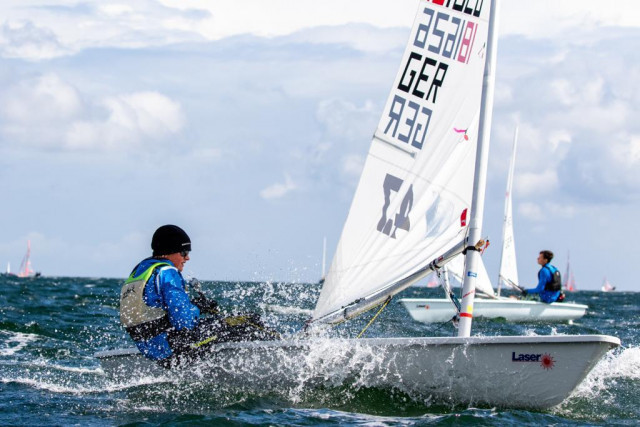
[128,257,200,360]
[527,264,561,303]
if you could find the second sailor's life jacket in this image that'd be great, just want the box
[543,265,562,292]
[120,262,173,341]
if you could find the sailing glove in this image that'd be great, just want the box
[192,295,219,315]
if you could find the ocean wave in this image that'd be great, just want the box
[0,374,172,394]
[0,331,39,356]
[570,345,640,401]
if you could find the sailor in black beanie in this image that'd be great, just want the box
[119,224,217,362]
[119,224,276,368]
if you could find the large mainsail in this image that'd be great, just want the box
[497,127,519,295]
[313,1,490,322]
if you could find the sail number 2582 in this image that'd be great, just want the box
[377,174,413,239]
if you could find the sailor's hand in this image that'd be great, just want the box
[192,295,219,314]
[188,278,202,292]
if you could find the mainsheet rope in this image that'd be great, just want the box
[356,296,392,338]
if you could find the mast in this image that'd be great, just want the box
[497,125,519,296]
[458,0,501,337]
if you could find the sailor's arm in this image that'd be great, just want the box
[160,269,200,330]
[527,268,551,295]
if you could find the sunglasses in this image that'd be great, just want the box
[180,250,190,258]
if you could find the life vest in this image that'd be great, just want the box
[543,265,562,292]
[120,262,173,341]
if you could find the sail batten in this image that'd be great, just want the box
[373,131,417,158]
[312,0,491,323]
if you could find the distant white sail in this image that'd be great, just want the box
[314,3,490,321]
[497,127,519,294]
[18,240,36,278]
[563,251,576,291]
[601,277,616,292]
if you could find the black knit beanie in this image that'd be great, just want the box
[151,225,191,256]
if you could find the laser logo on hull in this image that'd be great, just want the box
[511,352,556,370]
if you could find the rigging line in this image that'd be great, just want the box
[438,267,461,315]
[356,296,392,339]
[433,314,459,333]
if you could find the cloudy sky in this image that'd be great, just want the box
[0,0,638,291]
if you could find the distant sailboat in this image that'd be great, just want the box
[400,127,587,323]
[17,240,40,278]
[601,277,616,292]
[564,252,576,292]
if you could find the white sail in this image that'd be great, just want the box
[497,126,519,294]
[314,1,490,322]
[445,254,494,297]
[17,240,36,278]
[563,251,576,291]
[601,277,615,292]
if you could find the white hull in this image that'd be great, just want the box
[400,298,588,323]
[96,334,618,409]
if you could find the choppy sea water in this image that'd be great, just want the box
[0,275,638,426]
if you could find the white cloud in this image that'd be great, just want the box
[260,174,297,200]
[342,154,365,178]
[316,98,378,142]
[0,20,69,59]
[158,0,419,40]
[1,73,81,122]
[286,24,407,54]
[516,170,559,198]
[0,73,83,148]
[619,134,640,166]
[500,0,640,40]
[519,202,543,221]
[0,73,185,151]
[0,0,637,62]
[518,200,575,223]
[493,24,640,207]
[0,1,210,60]
[311,98,380,188]
[65,91,185,150]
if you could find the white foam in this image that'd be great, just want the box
[264,304,313,316]
[30,359,103,374]
[0,374,171,394]
[0,331,39,356]
[572,345,640,399]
